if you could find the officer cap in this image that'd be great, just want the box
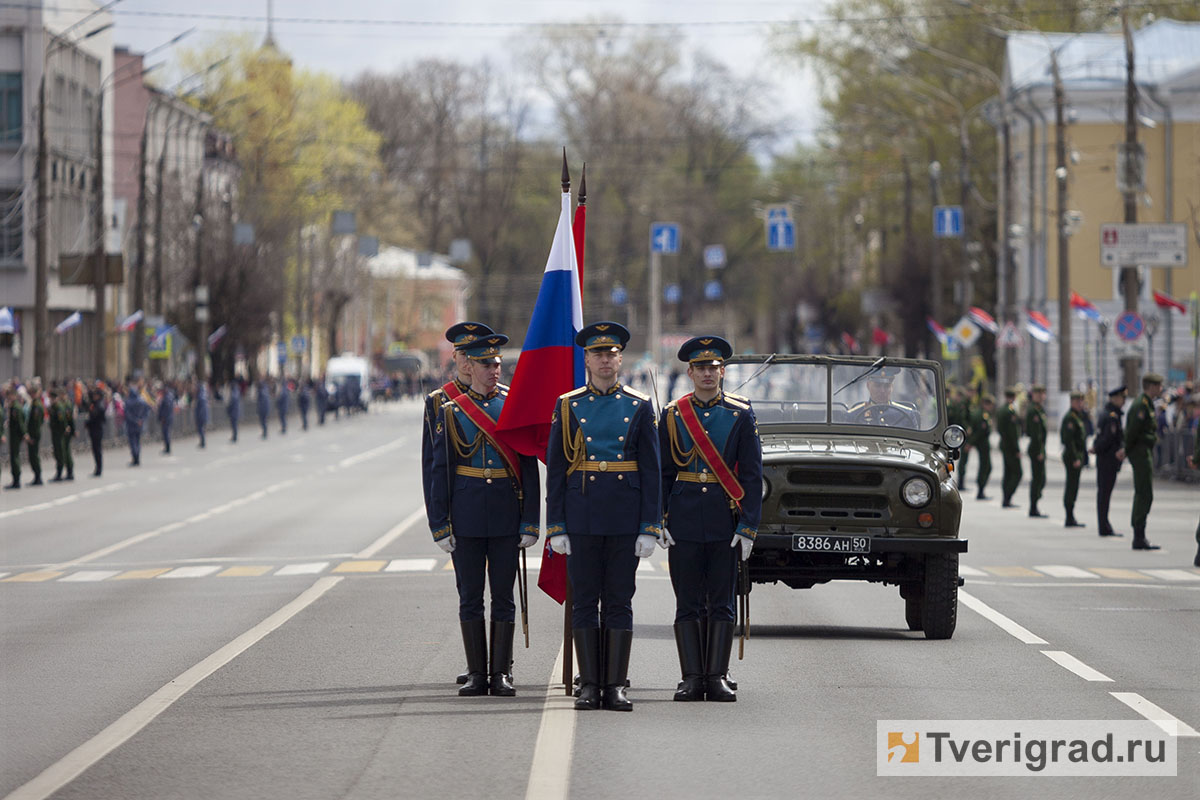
[867,366,900,383]
[1031,384,1046,393]
[1069,390,1085,400]
[1004,386,1017,398]
[1141,372,1164,387]
[577,321,629,352]
[678,335,732,365]
[445,321,495,349]
[1107,384,1127,397]
[460,333,508,363]
[982,393,996,403]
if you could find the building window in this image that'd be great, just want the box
[0,73,20,143]
[0,188,22,261]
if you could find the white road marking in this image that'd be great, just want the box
[0,482,126,520]
[275,562,329,576]
[3,577,343,800]
[958,590,1048,644]
[355,507,425,559]
[637,560,654,572]
[1034,565,1099,579]
[525,644,575,800]
[1040,650,1113,682]
[1110,692,1200,737]
[157,566,222,579]
[958,565,987,577]
[1139,569,1200,582]
[383,558,437,572]
[58,570,120,582]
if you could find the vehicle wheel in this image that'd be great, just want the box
[921,553,958,640]
[904,595,924,631]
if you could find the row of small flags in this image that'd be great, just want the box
[50,308,228,352]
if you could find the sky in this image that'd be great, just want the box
[109,0,829,146]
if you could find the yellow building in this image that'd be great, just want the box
[1001,19,1200,394]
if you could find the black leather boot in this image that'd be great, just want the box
[1131,527,1160,551]
[602,628,633,711]
[52,469,62,482]
[704,621,737,702]
[489,620,516,696]
[455,671,468,685]
[1028,504,1046,518]
[574,628,601,710]
[698,617,736,690]
[672,621,705,701]
[458,620,489,696]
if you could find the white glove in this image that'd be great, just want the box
[519,533,539,549]
[658,528,676,549]
[731,534,753,561]
[634,534,657,559]
[550,535,572,555]
[436,535,456,554]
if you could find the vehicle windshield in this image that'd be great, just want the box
[723,360,941,432]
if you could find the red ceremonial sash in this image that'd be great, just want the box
[441,380,466,402]
[450,392,523,491]
[676,393,744,509]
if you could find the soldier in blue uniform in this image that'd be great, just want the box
[124,380,150,466]
[226,380,242,443]
[546,321,662,712]
[298,380,312,430]
[256,380,271,439]
[428,333,540,697]
[156,382,175,454]
[660,336,761,703]
[845,369,919,427]
[194,380,210,448]
[277,379,291,434]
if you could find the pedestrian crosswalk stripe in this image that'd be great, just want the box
[60,570,121,582]
[637,561,654,573]
[1089,567,1150,580]
[983,566,1042,577]
[0,573,8,580]
[218,566,273,577]
[113,568,173,580]
[2,571,65,582]
[332,560,387,573]
[1035,565,1099,579]
[384,558,437,572]
[524,558,543,571]
[158,566,222,579]
[1139,569,1200,582]
[275,562,329,576]
[958,565,987,577]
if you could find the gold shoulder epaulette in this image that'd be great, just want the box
[623,386,652,402]
[561,386,588,400]
[724,395,750,410]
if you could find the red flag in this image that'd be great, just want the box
[1152,290,1186,314]
[840,331,860,354]
[872,326,890,346]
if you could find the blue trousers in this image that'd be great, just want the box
[160,422,171,452]
[128,429,142,464]
[229,412,239,441]
[668,539,738,624]
[567,534,638,630]
[451,535,519,623]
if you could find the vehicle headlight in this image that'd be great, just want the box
[902,477,932,508]
[942,424,966,449]
[761,479,771,502]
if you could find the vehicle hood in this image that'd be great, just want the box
[761,434,948,474]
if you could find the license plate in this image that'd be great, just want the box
[792,534,869,554]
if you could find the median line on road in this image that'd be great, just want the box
[958,590,1048,644]
[355,507,426,559]
[525,644,575,800]
[1110,692,1200,737]
[3,576,344,800]
[1040,650,1113,682]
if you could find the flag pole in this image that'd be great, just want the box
[559,148,575,695]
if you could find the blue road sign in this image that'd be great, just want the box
[1114,311,1144,342]
[704,280,723,301]
[611,285,628,306]
[650,222,680,254]
[290,335,306,355]
[767,218,795,251]
[664,283,682,304]
[277,341,288,365]
[934,205,964,238]
[703,244,726,269]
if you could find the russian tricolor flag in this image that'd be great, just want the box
[926,316,949,344]
[1069,291,1102,322]
[495,186,585,460]
[1026,310,1054,343]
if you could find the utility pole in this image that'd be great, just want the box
[34,72,50,379]
[1052,52,1072,392]
[1120,8,1142,391]
[92,92,107,380]
[193,154,207,382]
[132,110,149,372]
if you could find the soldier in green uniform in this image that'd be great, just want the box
[1060,391,1089,528]
[997,387,1023,507]
[1123,373,1163,550]
[967,394,995,500]
[1025,385,1048,518]
[48,388,75,482]
[5,385,25,489]
[25,381,44,486]
[948,385,970,491]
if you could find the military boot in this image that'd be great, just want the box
[458,620,489,696]
[1028,503,1047,518]
[704,621,738,702]
[489,620,516,697]
[1131,527,1160,551]
[52,467,62,482]
[573,628,602,710]
[601,628,633,711]
[672,621,705,701]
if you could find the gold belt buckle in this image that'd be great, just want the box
[483,468,493,478]
[598,461,608,472]
[699,471,708,482]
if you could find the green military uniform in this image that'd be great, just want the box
[997,394,1023,505]
[1123,382,1160,549]
[967,401,993,499]
[49,395,75,481]
[948,392,971,490]
[25,395,44,485]
[1025,397,1047,516]
[6,399,25,487]
[1060,401,1088,526]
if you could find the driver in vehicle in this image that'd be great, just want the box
[846,368,919,427]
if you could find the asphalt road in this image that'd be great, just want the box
[2,400,1197,799]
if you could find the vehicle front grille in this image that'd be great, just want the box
[787,467,884,487]
[779,492,889,520]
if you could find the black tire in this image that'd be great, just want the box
[921,553,959,640]
[904,595,924,631]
